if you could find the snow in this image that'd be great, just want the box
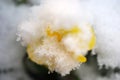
[0,0,120,80]
[0,0,32,80]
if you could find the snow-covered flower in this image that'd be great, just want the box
[17,0,96,76]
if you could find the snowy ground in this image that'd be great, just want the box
[0,0,120,80]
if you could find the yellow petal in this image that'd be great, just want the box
[69,26,81,34]
[88,35,96,50]
[88,27,96,50]
[46,26,53,37]
[76,55,87,63]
